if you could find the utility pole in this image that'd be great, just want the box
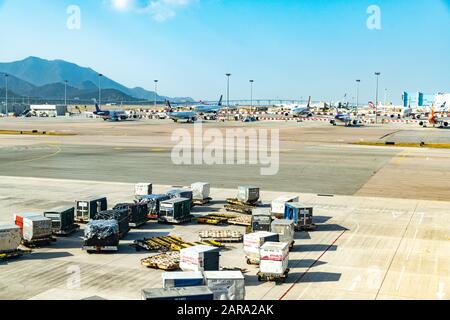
[5,73,9,116]
[356,79,361,110]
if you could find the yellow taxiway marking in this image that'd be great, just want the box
[13,144,62,164]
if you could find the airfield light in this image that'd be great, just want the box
[4,73,8,116]
[98,73,103,107]
[249,80,254,109]
[154,80,159,108]
[375,72,381,123]
[226,74,231,107]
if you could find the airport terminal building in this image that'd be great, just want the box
[403,91,450,108]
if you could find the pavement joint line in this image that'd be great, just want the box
[278,228,348,300]
[374,202,419,300]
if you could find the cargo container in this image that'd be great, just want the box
[44,206,77,235]
[159,198,192,224]
[83,220,119,253]
[138,194,170,218]
[284,203,315,231]
[251,208,272,232]
[22,216,53,243]
[191,182,210,200]
[75,197,107,223]
[243,231,279,265]
[162,271,204,288]
[259,242,289,279]
[14,213,41,232]
[203,271,245,300]
[141,286,214,301]
[113,203,148,228]
[271,219,295,249]
[135,183,152,197]
[237,186,260,204]
[180,245,220,272]
[0,225,21,253]
[167,188,193,202]
[93,210,129,238]
[271,195,299,215]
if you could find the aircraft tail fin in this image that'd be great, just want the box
[166,100,173,112]
[218,95,223,106]
[95,103,101,113]
[307,96,312,108]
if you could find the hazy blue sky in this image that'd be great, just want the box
[0,0,449,102]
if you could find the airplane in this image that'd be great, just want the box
[290,96,314,117]
[330,107,364,127]
[166,101,197,123]
[94,103,128,121]
[192,95,225,114]
[419,103,449,128]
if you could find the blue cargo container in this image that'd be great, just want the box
[284,203,314,231]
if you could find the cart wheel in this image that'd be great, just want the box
[246,259,251,265]
[258,275,262,282]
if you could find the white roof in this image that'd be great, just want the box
[203,271,244,280]
[162,271,203,280]
[30,105,57,110]
[180,245,218,254]
[273,195,299,202]
[261,241,289,250]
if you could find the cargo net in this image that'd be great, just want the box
[85,220,119,240]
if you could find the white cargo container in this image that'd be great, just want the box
[22,216,52,242]
[191,182,210,200]
[0,225,21,252]
[203,271,245,300]
[162,271,204,288]
[243,231,279,263]
[135,183,152,196]
[180,245,220,272]
[271,195,299,215]
[259,242,289,275]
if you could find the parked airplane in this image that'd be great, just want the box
[330,107,364,126]
[290,96,313,117]
[419,104,449,128]
[94,103,128,121]
[192,95,224,114]
[166,101,197,123]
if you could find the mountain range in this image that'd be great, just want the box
[0,57,192,103]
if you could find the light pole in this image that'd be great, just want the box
[64,80,68,107]
[384,88,388,106]
[249,80,254,109]
[4,73,8,116]
[226,74,231,108]
[98,73,103,107]
[375,72,381,123]
[154,80,158,108]
[356,79,361,110]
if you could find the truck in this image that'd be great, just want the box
[158,198,192,224]
[75,197,107,223]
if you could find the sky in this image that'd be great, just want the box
[0,0,449,103]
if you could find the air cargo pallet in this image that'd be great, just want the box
[141,252,180,271]
[22,237,56,248]
[246,256,260,265]
[195,217,227,225]
[0,249,32,261]
[74,218,90,224]
[295,224,317,232]
[129,219,148,228]
[53,224,80,236]
[83,246,118,254]
[257,269,290,283]
[158,215,193,225]
[193,198,212,206]
[224,204,254,215]
[199,236,243,243]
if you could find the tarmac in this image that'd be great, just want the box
[0,117,449,300]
